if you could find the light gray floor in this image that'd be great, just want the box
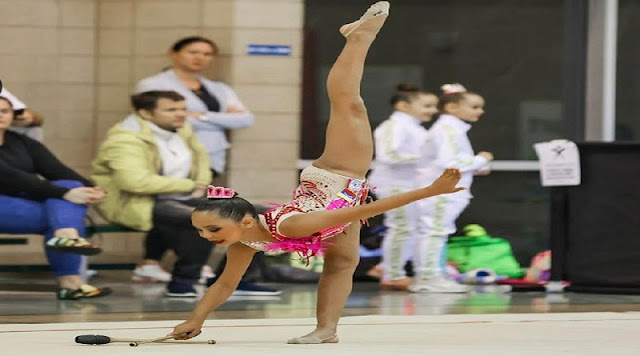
[2,313,640,356]
[2,271,640,323]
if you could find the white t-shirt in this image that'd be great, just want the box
[147,121,193,200]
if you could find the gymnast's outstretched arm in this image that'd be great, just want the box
[170,243,256,339]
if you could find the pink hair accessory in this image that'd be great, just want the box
[441,83,467,94]
[207,186,236,199]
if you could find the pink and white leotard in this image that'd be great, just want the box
[241,165,369,260]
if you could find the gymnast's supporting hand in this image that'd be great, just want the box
[170,320,204,341]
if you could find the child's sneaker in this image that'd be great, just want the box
[409,276,472,293]
[380,277,413,291]
[233,281,282,296]
[198,265,216,285]
[206,278,282,296]
[165,281,197,298]
[131,264,171,283]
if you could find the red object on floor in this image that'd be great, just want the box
[496,278,547,286]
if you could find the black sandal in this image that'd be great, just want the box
[57,284,112,300]
[45,237,102,256]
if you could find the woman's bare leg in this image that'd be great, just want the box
[58,275,84,289]
[287,1,391,344]
[52,228,85,289]
[287,223,361,344]
[53,228,81,239]
[313,1,389,179]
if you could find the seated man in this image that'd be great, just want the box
[92,90,279,297]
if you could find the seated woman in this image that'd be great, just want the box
[0,96,110,300]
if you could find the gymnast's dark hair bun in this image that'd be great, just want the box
[390,83,432,106]
[396,83,420,92]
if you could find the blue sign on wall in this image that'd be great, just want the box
[247,44,292,56]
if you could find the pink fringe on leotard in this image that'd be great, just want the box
[262,179,370,265]
[264,236,330,259]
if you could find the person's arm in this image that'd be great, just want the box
[0,159,69,199]
[102,137,196,194]
[189,84,254,130]
[13,109,44,127]
[23,136,93,186]
[170,243,256,339]
[434,126,488,173]
[279,168,465,237]
[186,127,213,186]
[374,122,421,164]
[1,89,43,127]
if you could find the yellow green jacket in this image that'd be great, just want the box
[91,114,211,231]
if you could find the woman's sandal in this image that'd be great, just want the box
[45,237,102,256]
[57,284,112,300]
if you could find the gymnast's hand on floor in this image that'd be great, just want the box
[170,320,203,340]
[427,168,466,195]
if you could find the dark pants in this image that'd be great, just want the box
[145,199,270,283]
[148,199,213,284]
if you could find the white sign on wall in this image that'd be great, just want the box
[533,140,581,186]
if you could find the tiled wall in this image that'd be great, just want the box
[1,0,302,201]
[1,0,303,264]
[1,0,98,175]
[98,0,304,204]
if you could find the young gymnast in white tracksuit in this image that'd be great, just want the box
[410,84,494,293]
[368,83,438,290]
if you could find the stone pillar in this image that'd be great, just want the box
[223,0,303,204]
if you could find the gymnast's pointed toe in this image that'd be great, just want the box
[340,1,390,38]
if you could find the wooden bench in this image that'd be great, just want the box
[85,223,140,236]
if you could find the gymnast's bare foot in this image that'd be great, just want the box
[339,1,390,38]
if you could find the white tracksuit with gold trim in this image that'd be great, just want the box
[413,114,489,282]
[369,111,429,281]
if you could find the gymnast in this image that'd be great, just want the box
[171,1,465,344]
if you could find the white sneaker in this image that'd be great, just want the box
[131,264,171,283]
[409,276,473,294]
[198,265,216,285]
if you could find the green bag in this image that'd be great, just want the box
[447,224,525,278]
